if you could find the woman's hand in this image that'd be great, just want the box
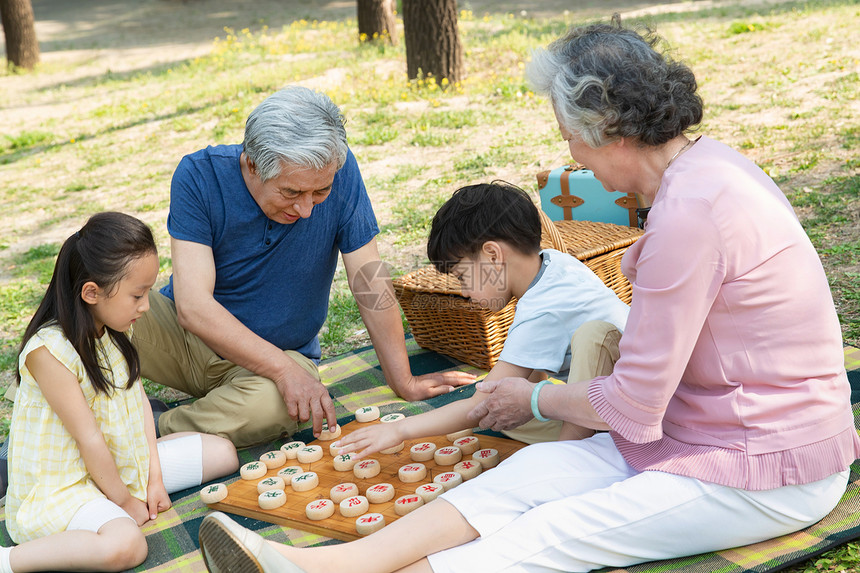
[466,377,535,431]
[333,422,405,461]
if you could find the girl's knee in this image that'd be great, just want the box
[202,434,239,477]
[100,525,148,570]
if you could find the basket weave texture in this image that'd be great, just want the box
[393,215,643,370]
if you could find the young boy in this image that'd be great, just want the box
[337,182,630,454]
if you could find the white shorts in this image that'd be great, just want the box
[428,433,849,573]
[66,434,204,533]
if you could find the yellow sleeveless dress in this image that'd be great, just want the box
[8,325,150,543]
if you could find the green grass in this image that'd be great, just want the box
[1,3,859,567]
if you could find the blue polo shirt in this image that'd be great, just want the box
[161,144,379,361]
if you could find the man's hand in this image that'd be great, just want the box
[466,377,534,431]
[274,367,337,438]
[396,371,476,401]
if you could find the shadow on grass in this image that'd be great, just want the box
[0,102,212,166]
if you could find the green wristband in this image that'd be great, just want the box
[531,380,552,422]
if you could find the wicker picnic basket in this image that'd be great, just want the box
[392,211,643,370]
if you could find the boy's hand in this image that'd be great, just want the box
[467,377,534,431]
[396,371,476,401]
[333,422,405,461]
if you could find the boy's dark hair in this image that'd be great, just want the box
[16,212,157,395]
[428,181,542,273]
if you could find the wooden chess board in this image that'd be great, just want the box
[207,419,527,541]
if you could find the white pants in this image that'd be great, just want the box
[66,434,204,533]
[429,433,849,573]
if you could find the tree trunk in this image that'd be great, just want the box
[356,0,398,46]
[402,0,462,84]
[0,0,39,70]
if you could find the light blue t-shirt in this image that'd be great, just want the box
[499,249,630,375]
[161,144,379,361]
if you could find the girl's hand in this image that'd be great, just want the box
[333,422,404,461]
[146,479,171,521]
[120,496,151,526]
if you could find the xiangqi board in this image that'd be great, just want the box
[207,419,527,541]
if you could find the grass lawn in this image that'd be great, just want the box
[0,0,858,569]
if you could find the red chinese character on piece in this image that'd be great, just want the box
[417,444,431,451]
[478,450,489,458]
[405,465,417,471]
[348,497,361,506]
[462,462,474,469]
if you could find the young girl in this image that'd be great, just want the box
[2,212,239,572]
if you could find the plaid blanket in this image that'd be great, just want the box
[1,342,859,573]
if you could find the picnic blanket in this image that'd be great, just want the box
[1,341,859,573]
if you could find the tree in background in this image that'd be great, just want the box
[402,0,462,84]
[0,0,39,70]
[357,0,398,45]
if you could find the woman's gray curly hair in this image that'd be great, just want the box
[527,15,703,149]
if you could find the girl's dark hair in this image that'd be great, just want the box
[16,212,157,394]
[428,181,542,274]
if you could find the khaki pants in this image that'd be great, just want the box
[502,320,622,444]
[133,291,320,448]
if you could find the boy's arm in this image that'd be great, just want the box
[335,361,532,460]
[527,370,548,383]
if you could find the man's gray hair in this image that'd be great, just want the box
[243,86,348,181]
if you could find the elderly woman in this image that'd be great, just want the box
[197,18,859,573]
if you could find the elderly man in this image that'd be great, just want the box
[133,87,471,448]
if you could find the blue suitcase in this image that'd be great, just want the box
[536,164,640,227]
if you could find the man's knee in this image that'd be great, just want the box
[224,376,300,444]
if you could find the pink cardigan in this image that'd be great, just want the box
[588,136,860,490]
